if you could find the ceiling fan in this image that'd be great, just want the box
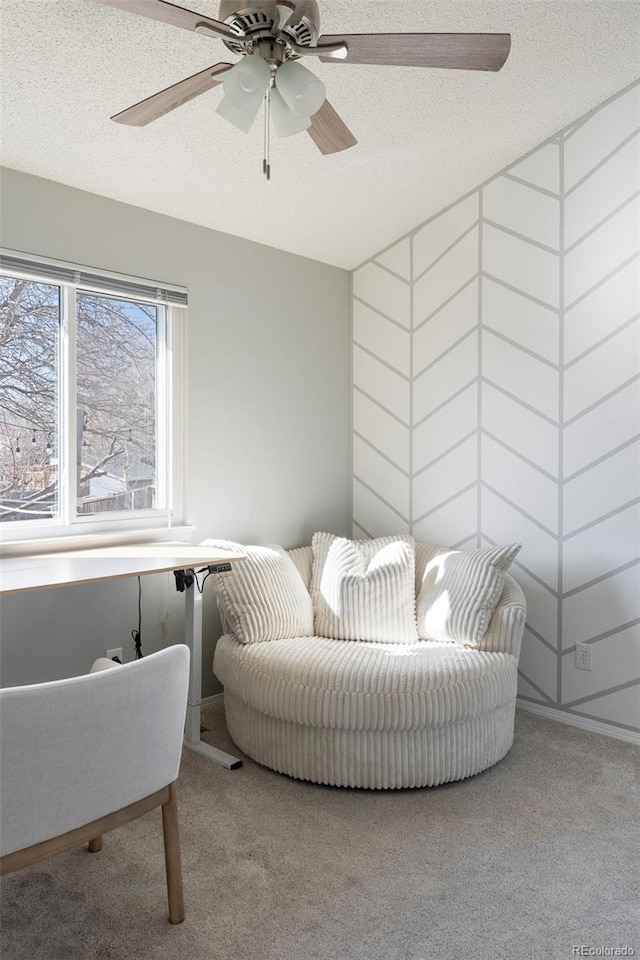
[97,0,511,176]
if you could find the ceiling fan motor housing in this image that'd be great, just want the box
[218,0,320,54]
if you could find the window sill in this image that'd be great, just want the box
[0,526,196,559]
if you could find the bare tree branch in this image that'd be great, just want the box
[0,278,158,521]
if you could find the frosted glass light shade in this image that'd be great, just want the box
[216,93,262,133]
[275,60,326,118]
[223,56,271,110]
[270,88,311,138]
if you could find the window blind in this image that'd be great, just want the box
[0,250,188,306]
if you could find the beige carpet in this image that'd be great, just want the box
[1,704,638,960]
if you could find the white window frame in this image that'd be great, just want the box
[0,251,188,551]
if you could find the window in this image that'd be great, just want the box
[0,252,186,541]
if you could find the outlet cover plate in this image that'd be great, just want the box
[575,642,593,671]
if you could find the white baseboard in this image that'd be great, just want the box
[517,698,640,745]
[199,692,224,708]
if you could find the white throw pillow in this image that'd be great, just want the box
[310,532,419,644]
[288,546,313,591]
[416,542,521,646]
[202,539,314,644]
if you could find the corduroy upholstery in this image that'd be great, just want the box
[215,636,516,732]
[415,541,521,645]
[310,532,419,644]
[213,544,526,789]
[202,539,314,643]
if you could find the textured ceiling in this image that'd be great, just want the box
[1,1,639,269]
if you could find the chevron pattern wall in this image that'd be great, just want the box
[351,80,640,738]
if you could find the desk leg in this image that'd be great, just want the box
[183,578,242,770]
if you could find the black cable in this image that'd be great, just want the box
[195,566,212,594]
[173,566,215,594]
[132,575,143,659]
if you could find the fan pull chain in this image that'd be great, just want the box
[263,85,271,181]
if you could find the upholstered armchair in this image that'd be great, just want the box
[0,645,190,923]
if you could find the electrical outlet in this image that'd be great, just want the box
[106,647,123,663]
[575,642,592,671]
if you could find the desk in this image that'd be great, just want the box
[0,542,246,769]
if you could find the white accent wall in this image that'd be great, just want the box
[352,81,640,739]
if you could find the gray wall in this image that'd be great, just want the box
[0,167,351,694]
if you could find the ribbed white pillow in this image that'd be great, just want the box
[416,542,521,646]
[310,532,419,644]
[202,539,314,644]
[288,546,313,591]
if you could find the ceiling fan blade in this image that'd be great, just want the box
[111,63,233,126]
[95,0,241,41]
[307,101,357,155]
[317,33,511,71]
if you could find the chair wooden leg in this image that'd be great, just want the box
[88,837,103,853]
[161,782,184,924]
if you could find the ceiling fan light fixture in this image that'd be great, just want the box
[275,60,326,118]
[216,92,262,133]
[222,55,271,110]
[270,88,311,138]
[102,0,512,165]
